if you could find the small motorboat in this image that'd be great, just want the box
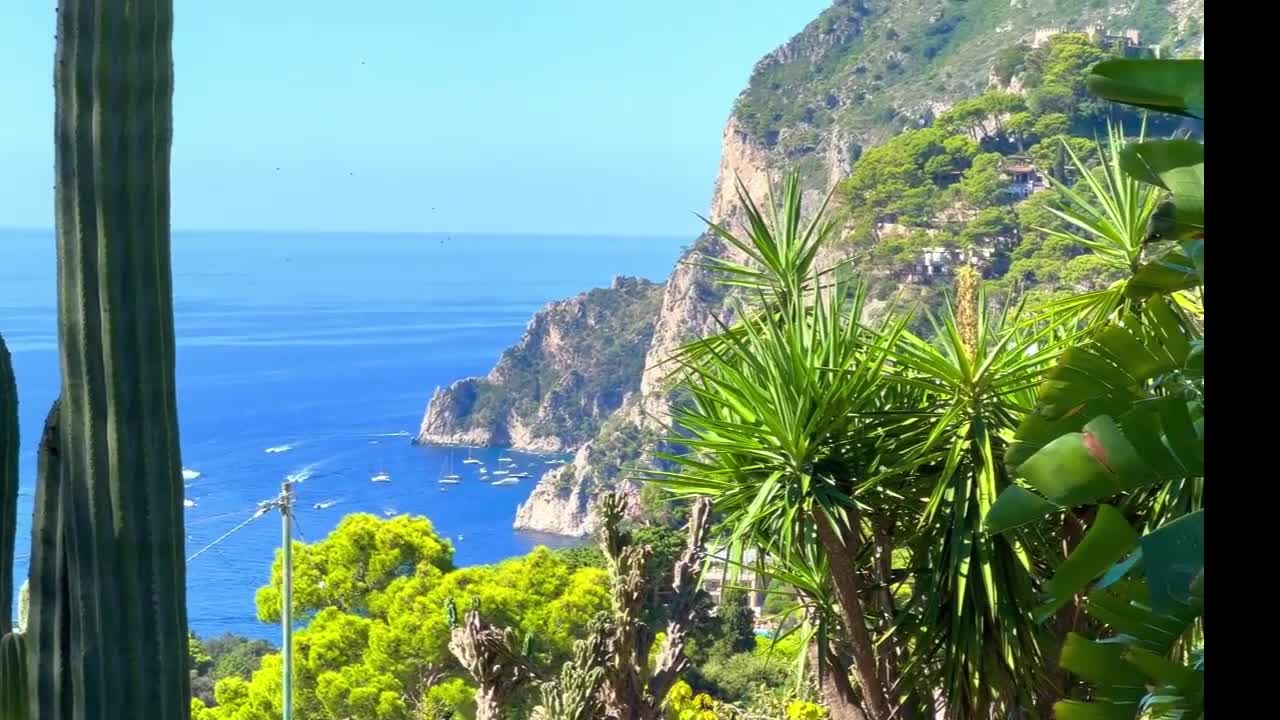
[371,471,392,483]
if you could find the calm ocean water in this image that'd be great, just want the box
[0,228,685,639]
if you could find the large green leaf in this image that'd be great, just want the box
[1084,580,1197,652]
[1013,416,1145,505]
[1058,633,1147,693]
[983,485,1058,534]
[1006,297,1197,468]
[1139,510,1204,613]
[1086,59,1204,119]
[1121,140,1205,243]
[993,300,1202,529]
[1053,700,1137,720]
[993,401,1201,528]
[1034,505,1138,620]
[1052,577,1203,720]
[1125,248,1200,299]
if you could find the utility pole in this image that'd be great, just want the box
[280,480,295,720]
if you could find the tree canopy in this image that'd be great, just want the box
[201,518,611,720]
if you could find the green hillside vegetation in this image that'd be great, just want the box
[834,33,1198,309]
[732,0,1199,162]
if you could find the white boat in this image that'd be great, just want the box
[462,449,481,465]
[509,472,531,479]
[371,471,392,483]
[493,469,508,476]
[183,498,197,508]
[314,499,338,510]
[439,455,461,484]
[382,508,397,517]
[492,477,519,486]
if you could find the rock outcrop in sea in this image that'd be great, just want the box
[415,276,664,454]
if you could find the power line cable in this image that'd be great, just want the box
[187,501,276,563]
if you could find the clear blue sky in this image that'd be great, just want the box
[0,1,828,235]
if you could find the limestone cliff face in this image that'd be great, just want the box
[512,440,602,537]
[415,276,664,453]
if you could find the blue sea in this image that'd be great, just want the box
[0,228,685,639]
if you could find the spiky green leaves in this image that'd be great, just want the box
[693,173,843,310]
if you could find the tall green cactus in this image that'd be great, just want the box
[27,401,69,718]
[0,631,27,720]
[0,332,16,635]
[0,334,26,720]
[22,0,189,717]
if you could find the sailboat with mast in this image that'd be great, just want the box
[371,452,391,483]
[439,454,462,484]
[462,448,481,465]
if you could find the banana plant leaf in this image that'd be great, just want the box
[1121,140,1205,247]
[989,397,1202,532]
[1052,577,1202,720]
[1125,247,1200,299]
[1005,296,1198,469]
[1138,510,1203,613]
[1086,59,1204,120]
[1032,505,1138,621]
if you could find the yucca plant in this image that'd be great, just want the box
[878,269,1079,718]
[650,172,933,720]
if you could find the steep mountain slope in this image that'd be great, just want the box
[417,0,1204,536]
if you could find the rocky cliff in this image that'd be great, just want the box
[456,0,1203,536]
[415,276,664,453]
